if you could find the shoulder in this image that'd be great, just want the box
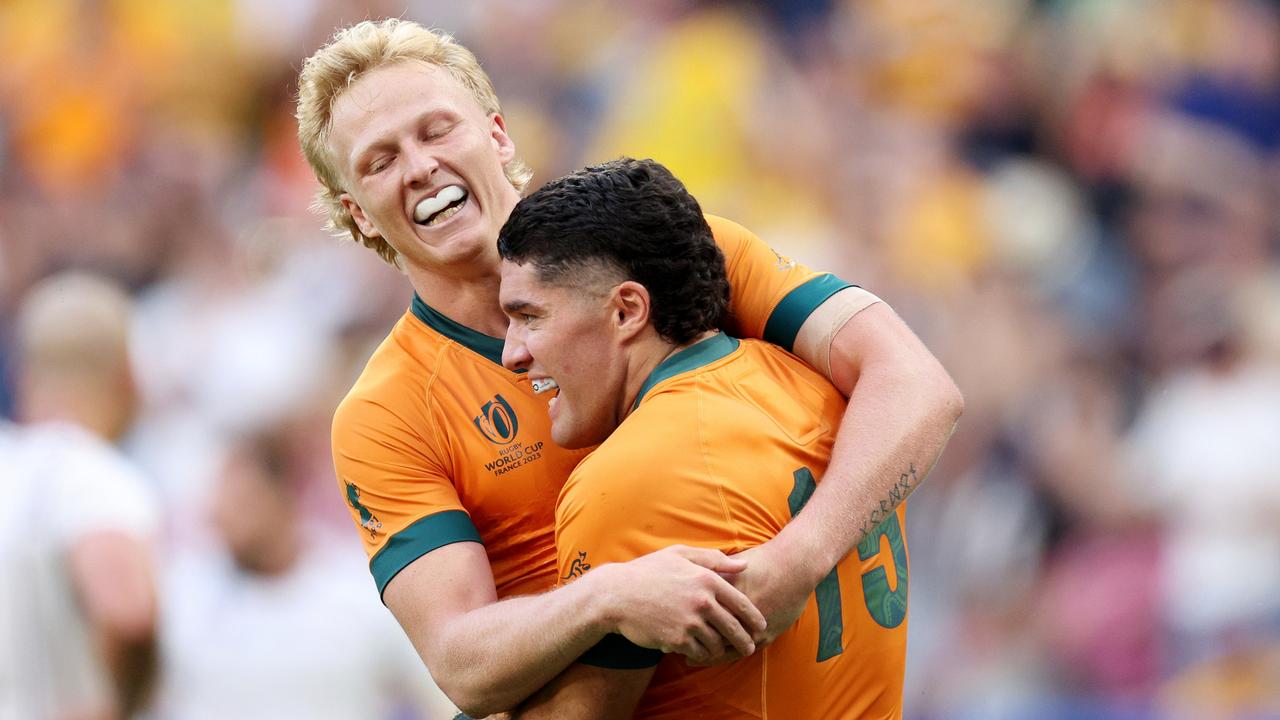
[25,422,151,491]
[607,393,708,460]
[332,317,448,444]
[705,213,754,258]
[21,422,158,536]
[561,412,700,503]
[351,315,448,400]
[652,341,843,443]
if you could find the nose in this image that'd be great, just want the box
[502,323,531,373]
[501,326,531,372]
[402,143,438,187]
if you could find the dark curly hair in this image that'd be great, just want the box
[497,158,729,345]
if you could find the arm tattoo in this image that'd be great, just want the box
[856,463,918,541]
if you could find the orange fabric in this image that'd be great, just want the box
[332,309,581,598]
[709,215,827,341]
[556,337,907,718]
[331,215,838,599]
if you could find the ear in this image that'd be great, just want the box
[490,113,517,165]
[340,193,381,239]
[610,281,651,341]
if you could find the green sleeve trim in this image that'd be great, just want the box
[762,274,855,352]
[371,509,482,600]
[578,633,663,669]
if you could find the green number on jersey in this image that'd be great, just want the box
[788,467,911,661]
[788,468,844,661]
[856,512,908,629]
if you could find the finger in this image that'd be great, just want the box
[703,599,757,657]
[712,579,767,641]
[669,634,710,665]
[676,630,723,666]
[690,620,728,661]
[688,648,745,668]
[672,546,748,574]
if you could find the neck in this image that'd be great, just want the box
[19,379,131,442]
[617,329,718,420]
[405,263,508,337]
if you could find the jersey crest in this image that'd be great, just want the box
[562,551,591,581]
[345,482,383,539]
[473,394,520,444]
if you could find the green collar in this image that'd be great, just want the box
[632,333,740,410]
[410,294,506,366]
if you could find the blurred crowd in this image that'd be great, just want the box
[2,0,1279,718]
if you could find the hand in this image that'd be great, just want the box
[599,545,767,664]
[688,540,813,666]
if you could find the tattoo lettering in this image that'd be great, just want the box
[856,463,919,543]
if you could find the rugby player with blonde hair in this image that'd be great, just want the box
[296,18,961,718]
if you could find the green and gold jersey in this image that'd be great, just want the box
[558,334,908,719]
[333,215,856,600]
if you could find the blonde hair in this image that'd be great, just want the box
[18,271,137,440]
[19,271,133,377]
[296,19,534,264]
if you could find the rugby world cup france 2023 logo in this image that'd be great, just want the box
[473,394,519,445]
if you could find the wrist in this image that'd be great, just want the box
[577,563,624,637]
[773,522,838,588]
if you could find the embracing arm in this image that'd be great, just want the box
[512,662,653,720]
[790,294,962,569]
[739,293,963,634]
[386,542,761,718]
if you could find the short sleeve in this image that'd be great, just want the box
[332,393,482,599]
[708,215,854,352]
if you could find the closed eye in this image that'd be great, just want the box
[423,120,459,143]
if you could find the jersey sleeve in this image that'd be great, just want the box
[332,392,481,600]
[708,214,854,352]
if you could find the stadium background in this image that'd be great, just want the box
[3,0,1280,717]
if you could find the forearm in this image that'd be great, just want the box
[426,568,619,716]
[96,626,157,717]
[69,533,158,718]
[511,662,653,720]
[792,363,958,572]
[782,308,963,578]
[392,542,757,716]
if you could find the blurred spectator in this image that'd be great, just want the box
[152,426,457,720]
[1124,270,1280,665]
[1,273,159,719]
[15,272,139,442]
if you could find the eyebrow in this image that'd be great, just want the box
[501,299,538,316]
[350,138,395,170]
[349,108,454,170]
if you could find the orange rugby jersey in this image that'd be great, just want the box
[333,215,857,599]
[557,333,908,719]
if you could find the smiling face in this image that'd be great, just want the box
[499,260,631,449]
[327,61,523,277]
